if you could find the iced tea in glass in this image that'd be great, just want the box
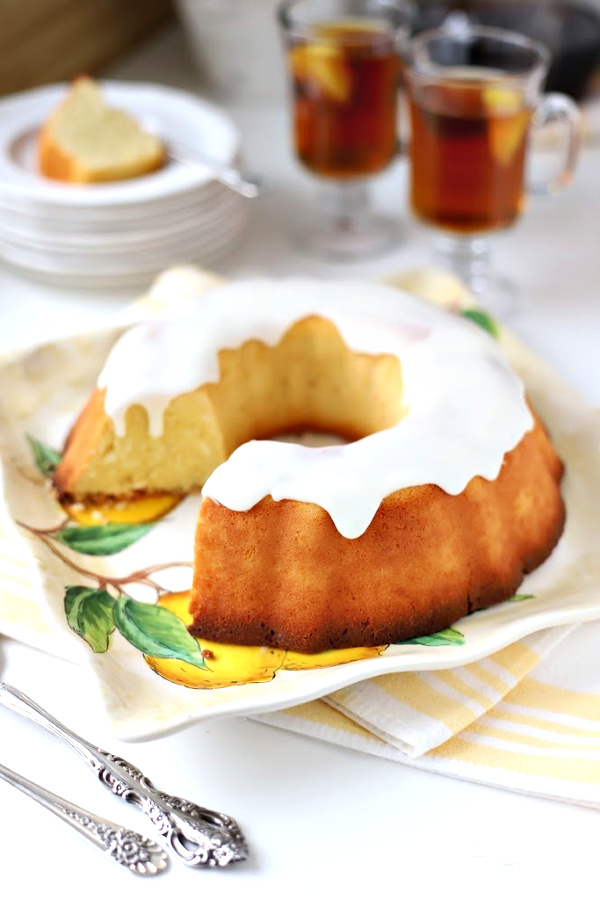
[409,73,533,233]
[402,25,581,315]
[277,0,409,261]
[286,19,400,178]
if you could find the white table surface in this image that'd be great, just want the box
[0,23,599,898]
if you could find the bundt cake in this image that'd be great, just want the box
[52,278,566,653]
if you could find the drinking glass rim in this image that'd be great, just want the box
[276,0,410,41]
[405,23,551,81]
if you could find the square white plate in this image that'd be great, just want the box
[0,315,599,741]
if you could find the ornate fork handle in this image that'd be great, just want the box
[0,760,168,876]
[88,752,248,867]
[0,683,248,867]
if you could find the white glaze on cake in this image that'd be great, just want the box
[97,277,533,539]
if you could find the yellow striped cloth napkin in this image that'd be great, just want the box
[254,621,600,808]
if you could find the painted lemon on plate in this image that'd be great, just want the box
[145,592,386,688]
[145,592,287,689]
[63,492,181,525]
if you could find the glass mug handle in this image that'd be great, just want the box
[528,93,582,197]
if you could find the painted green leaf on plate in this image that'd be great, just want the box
[27,435,61,477]
[398,626,465,646]
[56,523,154,555]
[64,585,115,652]
[507,593,535,602]
[460,308,499,339]
[113,596,207,668]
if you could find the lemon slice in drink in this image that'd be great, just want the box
[484,85,531,167]
[289,43,351,102]
[484,85,523,113]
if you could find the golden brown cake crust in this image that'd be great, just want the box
[188,415,565,653]
[52,387,110,500]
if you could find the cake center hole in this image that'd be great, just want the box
[217,317,405,455]
[274,429,350,448]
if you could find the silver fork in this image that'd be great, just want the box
[0,760,168,876]
[0,682,248,868]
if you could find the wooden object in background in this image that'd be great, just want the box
[0,0,175,96]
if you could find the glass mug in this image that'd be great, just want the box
[277,0,410,260]
[402,24,581,316]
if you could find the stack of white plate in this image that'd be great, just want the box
[0,81,250,288]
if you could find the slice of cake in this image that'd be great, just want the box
[38,76,165,183]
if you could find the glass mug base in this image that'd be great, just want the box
[294,209,400,262]
[294,178,400,262]
[462,272,520,321]
[432,232,519,320]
